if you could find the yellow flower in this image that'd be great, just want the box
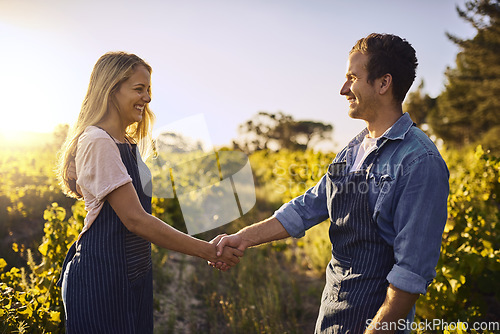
[0,258,7,271]
[49,311,61,323]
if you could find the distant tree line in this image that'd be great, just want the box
[232,111,333,153]
[404,0,500,154]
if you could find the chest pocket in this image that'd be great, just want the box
[368,172,394,196]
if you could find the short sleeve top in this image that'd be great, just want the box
[76,126,132,237]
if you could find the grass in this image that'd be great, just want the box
[151,207,329,333]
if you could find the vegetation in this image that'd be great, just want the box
[405,0,500,154]
[1,141,498,333]
[1,1,499,333]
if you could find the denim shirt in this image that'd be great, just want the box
[274,113,449,294]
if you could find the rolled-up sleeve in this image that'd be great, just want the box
[387,154,449,294]
[273,175,330,238]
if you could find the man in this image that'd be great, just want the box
[214,33,449,334]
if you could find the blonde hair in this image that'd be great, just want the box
[57,51,156,198]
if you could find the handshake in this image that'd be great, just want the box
[207,233,248,271]
[205,217,289,271]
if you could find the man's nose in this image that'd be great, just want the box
[340,81,351,96]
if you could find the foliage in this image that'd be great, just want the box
[1,135,499,332]
[428,0,500,153]
[403,80,436,131]
[250,146,500,323]
[0,136,75,268]
[249,149,336,274]
[234,111,333,153]
[0,202,84,333]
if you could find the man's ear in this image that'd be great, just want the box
[378,73,392,95]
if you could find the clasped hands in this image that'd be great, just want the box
[209,234,246,271]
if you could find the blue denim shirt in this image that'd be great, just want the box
[274,113,449,294]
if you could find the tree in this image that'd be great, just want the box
[429,0,500,153]
[403,80,436,132]
[52,124,69,150]
[233,111,333,153]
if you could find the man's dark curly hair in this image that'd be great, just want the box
[350,33,418,103]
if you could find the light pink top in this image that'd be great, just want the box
[76,126,132,238]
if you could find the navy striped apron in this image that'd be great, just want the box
[315,153,403,334]
[57,140,153,334]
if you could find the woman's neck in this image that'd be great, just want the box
[96,117,127,143]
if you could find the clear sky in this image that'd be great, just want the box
[0,0,476,150]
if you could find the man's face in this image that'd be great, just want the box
[340,52,379,122]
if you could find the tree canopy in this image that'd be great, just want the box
[233,111,333,153]
[427,0,500,152]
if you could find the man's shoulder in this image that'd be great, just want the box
[390,126,448,174]
[401,125,441,157]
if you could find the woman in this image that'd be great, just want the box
[56,51,242,333]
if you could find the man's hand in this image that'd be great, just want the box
[216,234,247,256]
[208,234,244,271]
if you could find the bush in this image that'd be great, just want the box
[0,202,84,333]
[417,146,500,323]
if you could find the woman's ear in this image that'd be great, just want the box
[378,73,392,95]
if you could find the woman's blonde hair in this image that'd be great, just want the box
[57,51,155,199]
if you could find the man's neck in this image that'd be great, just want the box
[366,107,403,138]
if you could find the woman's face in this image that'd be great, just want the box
[112,65,151,126]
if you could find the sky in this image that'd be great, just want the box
[0,0,476,150]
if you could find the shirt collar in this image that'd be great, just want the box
[347,112,415,148]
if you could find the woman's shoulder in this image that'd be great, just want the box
[78,126,116,149]
[82,125,111,139]
[80,126,114,142]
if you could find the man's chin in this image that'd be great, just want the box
[348,108,361,119]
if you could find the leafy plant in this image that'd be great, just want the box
[0,202,84,333]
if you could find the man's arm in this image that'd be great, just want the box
[213,172,331,269]
[364,284,419,334]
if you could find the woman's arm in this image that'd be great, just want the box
[106,182,243,266]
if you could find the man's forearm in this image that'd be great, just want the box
[236,216,290,249]
[364,284,419,334]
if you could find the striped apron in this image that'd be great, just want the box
[57,141,153,334]
[315,154,403,334]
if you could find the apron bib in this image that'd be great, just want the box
[58,141,153,334]
[315,154,402,334]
